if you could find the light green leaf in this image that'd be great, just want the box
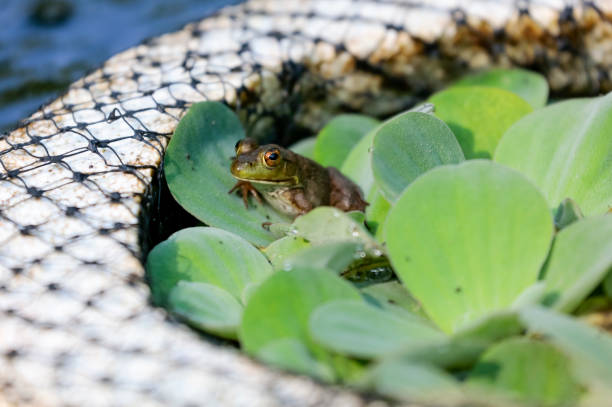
[385,341,487,372]
[542,216,612,312]
[361,280,425,318]
[521,307,612,385]
[168,281,242,339]
[362,249,523,370]
[241,281,262,304]
[385,161,553,333]
[429,87,532,159]
[467,337,582,407]
[371,111,464,203]
[271,208,391,283]
[454,310,524,345]
[346,210,366,224]
[368,361,463,403]
[340,105,437,197]
[262,236,310,270]
[364,187,391,242]
[452,68,549,108]
[164,102,290,247]
[512,282,547,308]
[309,300,445,359]
[239,267,361,370]
[411,311,523,370]
[279,241,362,273]
[495,93,612,215]
[314,114,380,168]
[288,136,316,160]
[146,227,272,306]
[291,207,383,256]
[388,311,524,371]
[265,221,294,239]
[256,338,335,382]
[340,129,377,194]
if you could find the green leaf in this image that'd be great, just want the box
[168,281,242,339]
[385,161,553,333]
[288,136,316,160]
[256,338,335,382]
[495,93,612,216]
[368,361,463,403]
[360,280,425,318]
[262,236,310,270]
[521,307,612,385]
[346,210,366,224]
[454,310,524,345]
[371,112,464,203]
[429,87,532,159]
[467,337,582,406]
[554,198,584,230]
[413,311,525,370]
[239,266,361,356]
[452,68,549,108]
[146,227,272,306]
[340,105,437,197]
[164,102,290,247]
[265,221,294,239]
[340,128,377,194]
[369,314,522,375]
[512,282,547,308]
[542,215,612,312]
[314,114,380,168]
[270,208,391,283]
[364,187,391,242]
[385,341,487,372]
[385,311,524,371]
[279,241,362,273]
[241,281,261,304]
[291,207,383,256]
[309,300,445,359]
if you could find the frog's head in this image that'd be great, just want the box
[231,139,299,185]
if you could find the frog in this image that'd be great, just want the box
[229,138,367,217]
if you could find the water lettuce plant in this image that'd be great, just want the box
[148,68,612,406]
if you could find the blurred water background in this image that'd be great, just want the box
[0,0,240,132]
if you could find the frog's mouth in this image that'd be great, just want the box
[231,175,297,186]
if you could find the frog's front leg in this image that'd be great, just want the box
[229,180,263,208]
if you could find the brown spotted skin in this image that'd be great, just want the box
[328,166,368,212]
[284,186,315,215]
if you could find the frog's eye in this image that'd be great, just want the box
[234,140,241,152]
[264,148,281,167]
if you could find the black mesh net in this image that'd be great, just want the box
[1,1,611,405]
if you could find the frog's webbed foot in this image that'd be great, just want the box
[229,180,263,208]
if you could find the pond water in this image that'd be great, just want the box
[0,0,240,133]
